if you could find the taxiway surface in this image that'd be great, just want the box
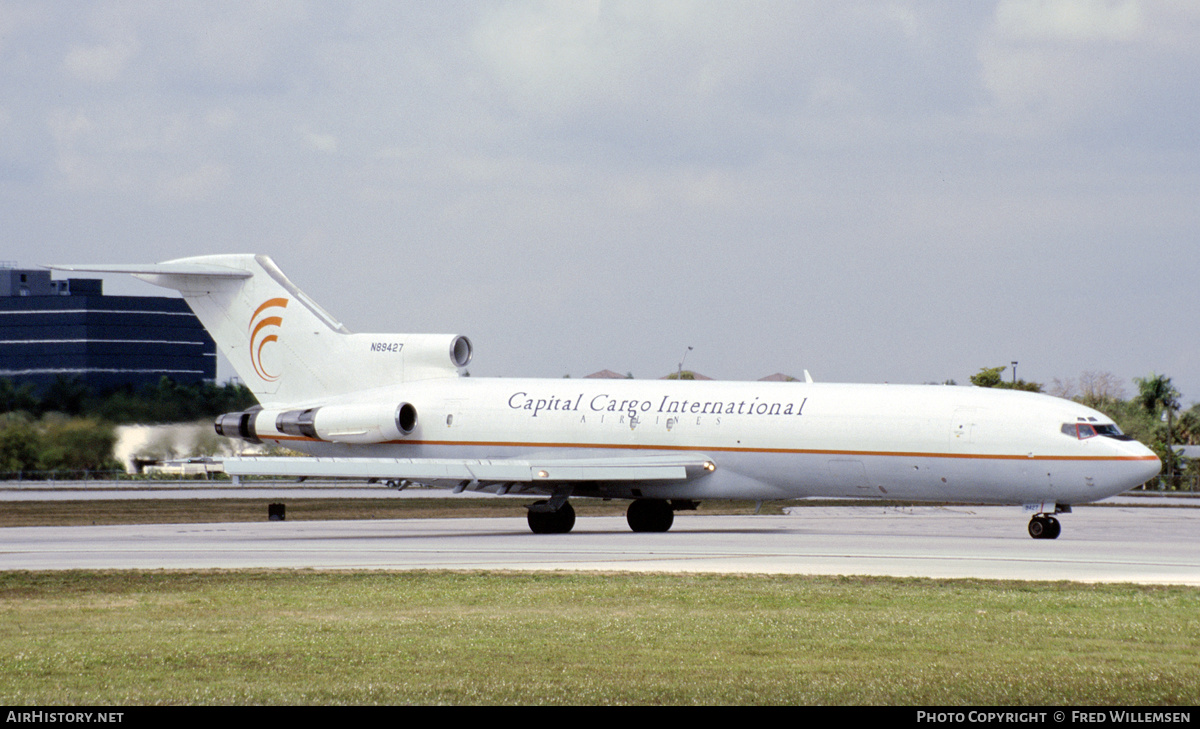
[2,505,1197,584]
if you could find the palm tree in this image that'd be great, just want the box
[1135,373,1182,487]
[1135,373,1181,415]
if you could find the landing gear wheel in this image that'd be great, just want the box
[527,500,576,534]
[1028,515,1062,540]
[626,499,674,533]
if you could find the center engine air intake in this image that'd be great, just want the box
[449,335,472,368]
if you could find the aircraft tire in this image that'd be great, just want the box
[1028,515,1061,540]
[627,499,674,533]
[527,500,575,534]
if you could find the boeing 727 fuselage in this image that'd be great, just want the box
[50,255,1161,538]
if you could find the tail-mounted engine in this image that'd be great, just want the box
[214,406,263,444]
[347,333,473,386]
[215,401,418,445]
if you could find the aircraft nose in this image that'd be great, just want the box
[1125,441,1163,488]
[1137,453,1163,486]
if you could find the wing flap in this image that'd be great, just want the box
[221,454,712,483]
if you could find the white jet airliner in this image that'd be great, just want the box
[50,254,1161,539]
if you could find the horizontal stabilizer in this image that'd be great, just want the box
[222,454,715,484]
[44,262,252,278]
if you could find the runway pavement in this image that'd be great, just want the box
[2,504,1197,584]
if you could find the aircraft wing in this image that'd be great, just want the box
[222,454,715,491]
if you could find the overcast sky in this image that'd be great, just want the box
[3,1,1197,404]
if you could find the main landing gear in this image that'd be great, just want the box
[626,498,674,532]
[527,499,576,534]
[1027,514,1062,540]
[526,498,694,534]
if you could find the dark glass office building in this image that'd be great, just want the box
[0,266,216,392]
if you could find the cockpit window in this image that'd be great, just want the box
[1094,423,1135,440]
[1061,422,1134,440]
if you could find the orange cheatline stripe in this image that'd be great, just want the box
[255,436,1158,462]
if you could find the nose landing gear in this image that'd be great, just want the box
[1027,514,1062,540]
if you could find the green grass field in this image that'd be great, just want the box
[1,570,1197,705]
[3,497,1197,705]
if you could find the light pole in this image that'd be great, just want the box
[1011,361,1018,385]
[677,346,693,380]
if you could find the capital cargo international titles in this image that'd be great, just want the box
[507,391,808,419]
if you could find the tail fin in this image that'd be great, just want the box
[47,254,471,405]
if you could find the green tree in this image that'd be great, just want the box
[970,366,1005,388]
[0,378,39,414]
[0,414,41,474]
[92,378,258,424]
[970,366,1042,392]
[37,415,120,474]
[1177,403,1200,446]
[1135,373,1183,488]
[41,375,92,415]
[1134,373,1181,416]
[1179,404,1200,491]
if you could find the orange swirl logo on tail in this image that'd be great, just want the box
[249,298,289,382]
